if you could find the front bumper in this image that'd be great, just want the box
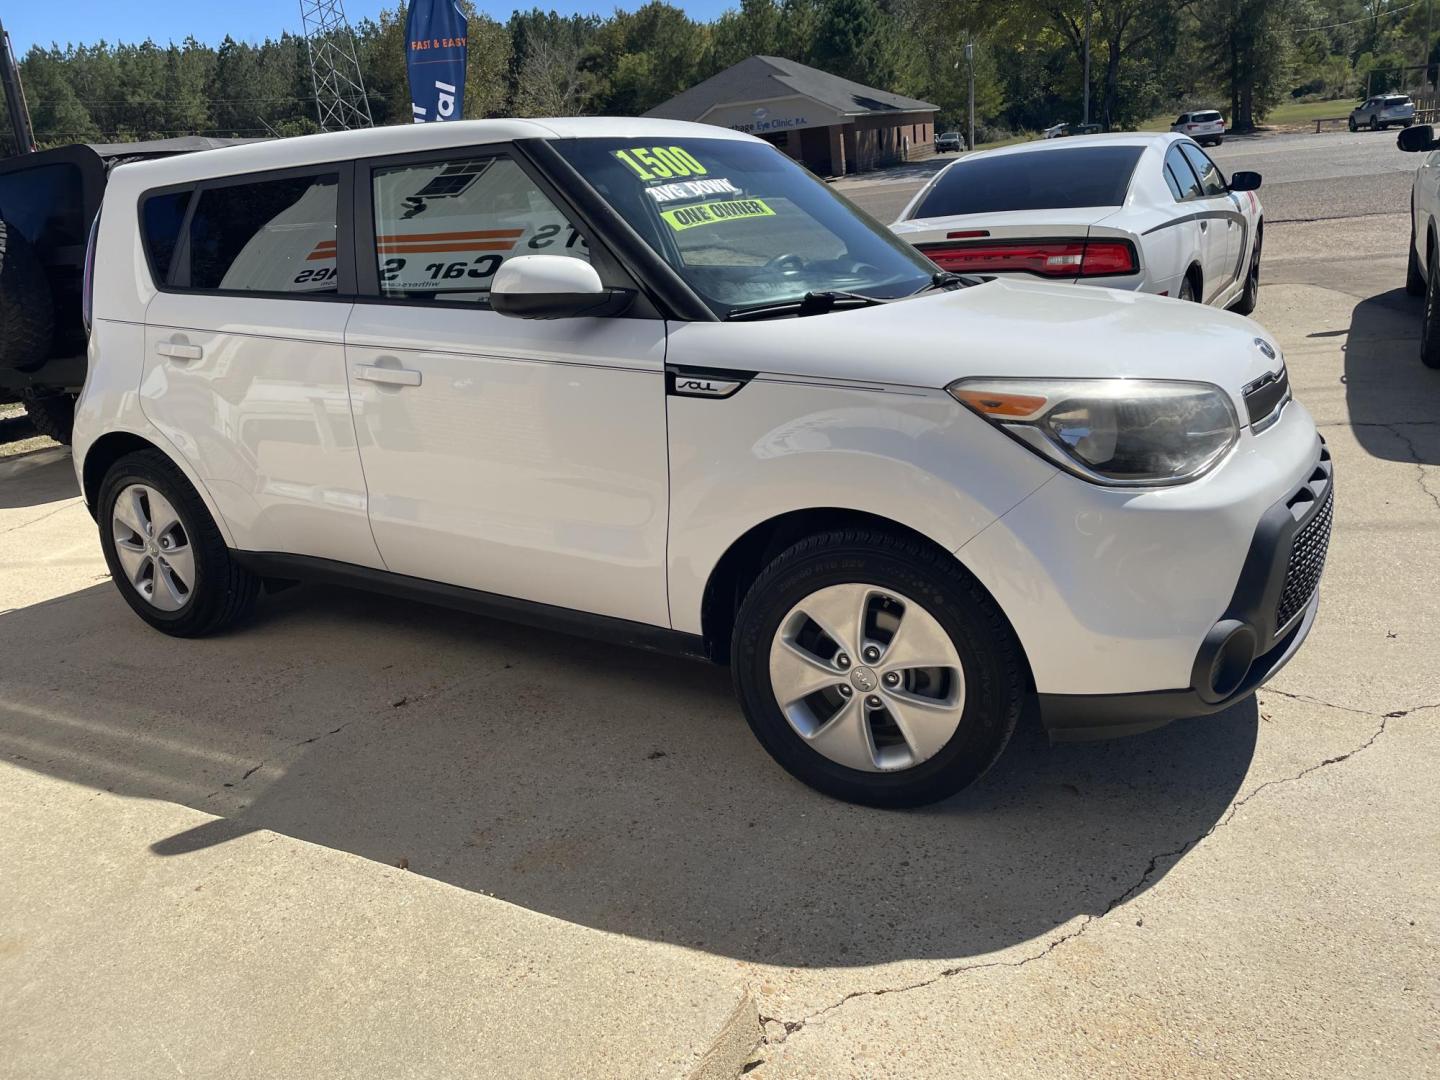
[1040,438,1334,739]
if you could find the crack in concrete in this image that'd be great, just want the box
[750,693,1403,1060]
[1381,423,1440,515]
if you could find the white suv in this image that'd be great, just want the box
[74,118,1332,807]
[1171,111,1225,147]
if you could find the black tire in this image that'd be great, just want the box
[731,529,1026,808]
[1231,226,1262,316]
[1349,116,1357,132]
[1178,271,1199,303]
[1408,222,1427,297]
[1424,250,1440,369]
[1371,116,1379,131]
[98,449,260,636]
[1213,136,1224,145]
[19,388,76,444]
[0,216,54,374]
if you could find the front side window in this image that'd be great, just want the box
[1175,114,1188,125]
[1179,143,1227,196]
[550,137,934,318]
[370,156,588,303]
[912,146,1144,218]
[187,173,338,293]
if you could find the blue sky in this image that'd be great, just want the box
[3,0,737,52]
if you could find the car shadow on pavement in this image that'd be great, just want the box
[0,445,77,509]
[1,565,1257,969]
[1342,286,1440,463]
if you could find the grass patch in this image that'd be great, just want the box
[1139,97,1359,132]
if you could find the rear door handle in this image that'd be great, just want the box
[155,342,203,360]
[1199,220,1209,232]
[353,363,422,387]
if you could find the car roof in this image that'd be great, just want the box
[108,117,761,187]
[956,130,1193,164]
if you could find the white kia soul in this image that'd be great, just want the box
[74,118,1332,807]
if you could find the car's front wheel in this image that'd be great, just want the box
[98,449,260,636]
[1349,116,1358,132]
[1407,222,1426,297]
[731,530,1025,807]
[1423,248,1440,369]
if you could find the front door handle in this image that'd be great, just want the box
[156,342,203,361]
[1200,220,1209,232]
[353,363,422,387]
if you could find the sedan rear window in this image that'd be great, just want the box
[912,146,1144,218]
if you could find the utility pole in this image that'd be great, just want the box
[0,17,35,155]
[965,41,975,153]
[1082,0,1092,126]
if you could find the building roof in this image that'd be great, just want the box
[645,56,938,122]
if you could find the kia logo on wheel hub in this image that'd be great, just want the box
[850,666,878,692]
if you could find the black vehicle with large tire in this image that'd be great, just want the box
[0,139,249,444]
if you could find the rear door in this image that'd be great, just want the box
[1173,142,1240,301]
[342,145,671,626]
[140,165,383,568]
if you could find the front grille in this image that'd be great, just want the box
[1243,367,1290,430]
[1276,483,1333,629]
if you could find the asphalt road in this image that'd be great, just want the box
[837,129,1418,227]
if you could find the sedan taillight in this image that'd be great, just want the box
[919,238,1139,278]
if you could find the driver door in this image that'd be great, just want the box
[343,147,671,626]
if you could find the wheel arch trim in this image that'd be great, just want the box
[80,426,236,548]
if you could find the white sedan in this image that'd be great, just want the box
[891,132,1265,313]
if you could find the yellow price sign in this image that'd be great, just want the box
[661,198,776,232]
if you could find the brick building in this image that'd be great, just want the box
[644,55,939,177]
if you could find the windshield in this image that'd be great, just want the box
[911,145,1143,218]
[551,137,935,318]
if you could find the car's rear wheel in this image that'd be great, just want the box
[98,449,260,636]
[731,529,1025,808]
[1178,272,1199,303]
[1371,116,1380,131]
[19,388,76,444]
[1423,247,1440,369]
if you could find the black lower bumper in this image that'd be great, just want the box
[1040,588,1320,740]
[1039,437,1334,742]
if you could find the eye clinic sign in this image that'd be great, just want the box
[406,0,468,123]
[699,96,846,136]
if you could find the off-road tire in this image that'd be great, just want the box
[0,216,54,373]
[731,529,1026,808]
[19,388,76,444]
[98,449,260,636]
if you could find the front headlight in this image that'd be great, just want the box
[948,377,1239,486]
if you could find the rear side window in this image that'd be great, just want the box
[1178,143,1227,196]
[186,173,339,293]
[369,155,588,304]
[913,146,1144,217]
[1165,146,1203,200]
[141,190,191,285]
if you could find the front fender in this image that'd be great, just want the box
[664,376,1055,634]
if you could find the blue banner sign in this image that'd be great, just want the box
[406,0,468,123]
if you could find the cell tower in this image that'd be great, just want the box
[298,0,375,131]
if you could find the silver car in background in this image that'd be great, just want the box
[1171,110,1225,146]
[1350,95,1414,131]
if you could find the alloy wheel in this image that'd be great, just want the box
[767,583,966,772]
[111,483,195,611]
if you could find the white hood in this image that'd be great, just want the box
[669,277,1281,408]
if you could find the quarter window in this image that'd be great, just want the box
[141,190,192,285]
[186,173,339,293]
[369,156,588,303]
[1178,142,1227,197]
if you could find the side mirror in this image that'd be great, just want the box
[1398,124,1438,152]
[490,255,633,320]
[1229,170,1262,192]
